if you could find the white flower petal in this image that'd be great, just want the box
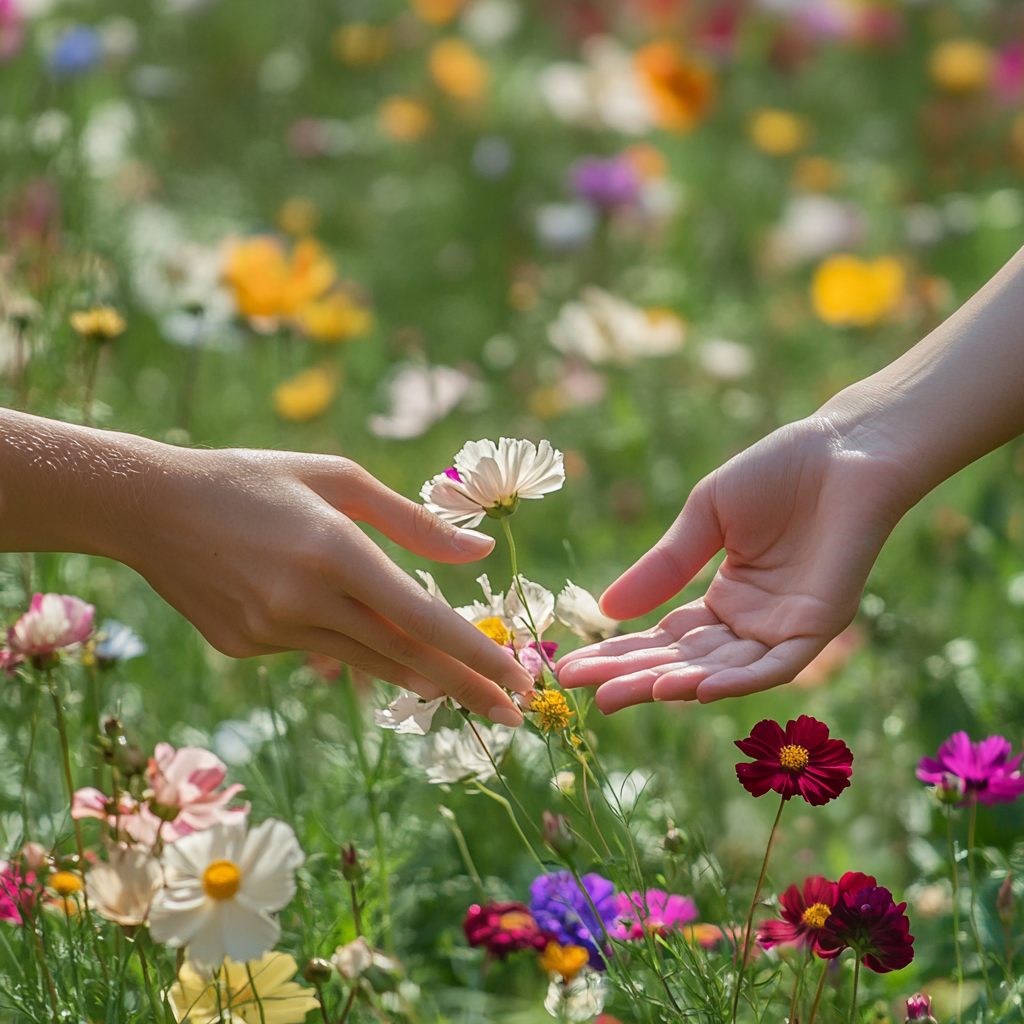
[555,581,619,641]
[149,895,213,947]
[238,819,303,911]
[220,902,281,964]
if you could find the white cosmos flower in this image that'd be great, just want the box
[419,723,514,784]
[456,574,554,646]
[544,969,607,1021]
[555,582,619,643]
[85,844,162,927]
[420,438,564,528]
[368,363,474,440]
[548,287,685,365]
[698,339,754,380]
[374,694,445,735]
[149,818,304,968]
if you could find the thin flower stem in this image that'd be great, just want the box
[575,751,612,859]
[849,955,861,1024]
[466,718,540,836]
[789,951,808,1024]
[25,901,59,1024]
[350,881,364,937]
[947,806,964,1024]
[442,808,485,895]
[83,342,101,426]
[472,781,546,869]
[138,940,166,1024]
[313,981,330,1024]
[731,794,786,1024]
[806,961,828,1024]
[246,962,268,1024]
[967,797,993,1008]
[338,984,358,1024]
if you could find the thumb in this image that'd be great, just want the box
[599,477,723,620]
[344,470,495,563]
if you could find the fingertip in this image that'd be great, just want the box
[449,528,495,562]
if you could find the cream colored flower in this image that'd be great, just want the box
[543,968,607,1021]
[555,582,619,643]
[332,936,401,979]
[149,819,304,968]
[374,694,445,735]
[419,723,513,784]
[167,951,319,1024]
[367,363,473,440]
[420,438,564,527]
[86,844,162,927]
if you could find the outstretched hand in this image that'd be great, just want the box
[557,416,913,712]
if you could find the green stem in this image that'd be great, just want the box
[500,517,545,657]
[947,806,963,1024]
[24,901,58,1024]
[806,961,828,1024]
[350,881,364,937]
[789,951,808,1024]
[967,796,993,1006]
[472,782,545,869]
[246,962,268,1024]
[731,794,786,1024]
[83,342,101,426]
[441,808,485,895]
[849,955,861,1024]
[338,985,358,1024]
[138,940,165,1024]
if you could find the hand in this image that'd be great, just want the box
[122,448,533,725]
[556,416,914,712]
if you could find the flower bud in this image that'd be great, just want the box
[664,824,687,854]
[116,742,147,777]
[905,993,937,1022]
[933,772,966,804]
[997,873,1015,927]
[341,843,363,882]
[303,958,334,985]
[103,717,124,739]
[542,810,575,858]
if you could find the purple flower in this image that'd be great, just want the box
[916,732,1024,806]
[571,156,640,210]
[816,885,914,973]
[529,870,618,968]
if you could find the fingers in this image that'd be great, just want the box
[692,637,824,703]
[599,478,723,621]
[321,462,495,563]
[326,526,535,696]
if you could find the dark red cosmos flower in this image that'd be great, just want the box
[757,871,875,952]
[463,902,553,958]
[816,885,914,973]
[735,715,853,806]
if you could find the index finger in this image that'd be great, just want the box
[325,524,535,694]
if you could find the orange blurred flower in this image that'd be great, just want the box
[811,254,905,327]
[636,41,716,134]
[293,291,375,343]
[624,142,668,180]
[223,236,336,319]
[429,38,489,101]
[408,0,467,24]
[929,39,992,94]
[379,96,434,141]
[277,197,320,237]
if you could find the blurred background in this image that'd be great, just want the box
[3,0,1024,1014]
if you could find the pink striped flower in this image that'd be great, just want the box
[7,593,94,663]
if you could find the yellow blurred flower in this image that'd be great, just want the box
[273,366,337,421]
[748,109,809,156]
[430,38,489,102]
[294,291,375,343]
[792,155,841,192]
[167,952,319,1024]
[408,0,467,24]
[540,941,590,982]
[636,41,716,134]
[223,236,336,319]
[811,254,906,327]
[277,198,320,237]
[49,871,83,898]
[70,306,126,341]
[332,23,391,67]
[379,96,434,142]
[929,39,992,94]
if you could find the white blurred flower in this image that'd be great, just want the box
[460,0,521,46]
[86,844,162,927]
[536,202,597,251]
[548,287,685,365]
[544,969,608,1020]
[419,723,513,784]
[149,818,303,968]
[374,694,445,735]
[368,363,473,440]
[698,339,754,380]
[555,582,618,642]
[333,936,401,979]
[94,619,146,664]
[456,573,555,644]
[420,437,565,527]
[767,195,865,268]
[539,36,653,134]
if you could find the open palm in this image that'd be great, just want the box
[557,417,913,712]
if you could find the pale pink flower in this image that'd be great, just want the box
[8,593,95,660]
[72,788,162,847]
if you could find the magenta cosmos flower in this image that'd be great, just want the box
[916,732,1024,806]
[816,885,914,973]
[735,715,853,806]
[614,889,698,940]
[7,593,95,662]
[757,871,875,952]
[463,902,554,957]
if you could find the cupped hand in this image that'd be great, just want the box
[556,416,914,712]
[126,448,533,725]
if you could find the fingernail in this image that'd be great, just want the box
[454,528,494,555]
[503,669,534,694]
[489,706,523,728]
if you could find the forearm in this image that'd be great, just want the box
[0,409,174,561]
[818,245,1024,506]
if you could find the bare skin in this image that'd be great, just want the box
[558,244,1024,713]
[0,409,533,725]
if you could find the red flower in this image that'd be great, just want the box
[816,884,914,973]
[463,902,554,958]
[735,715,853,806]
[758,871,875,953]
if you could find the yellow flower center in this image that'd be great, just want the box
[476,617,510,646]
[779,744,809,771]
[801,902,831,929]
[202,860,242,900]
[498,910,534,931]
[49,871,83,898]
[529,690,573,733]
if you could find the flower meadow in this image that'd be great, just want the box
[4,0,1024,1021]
